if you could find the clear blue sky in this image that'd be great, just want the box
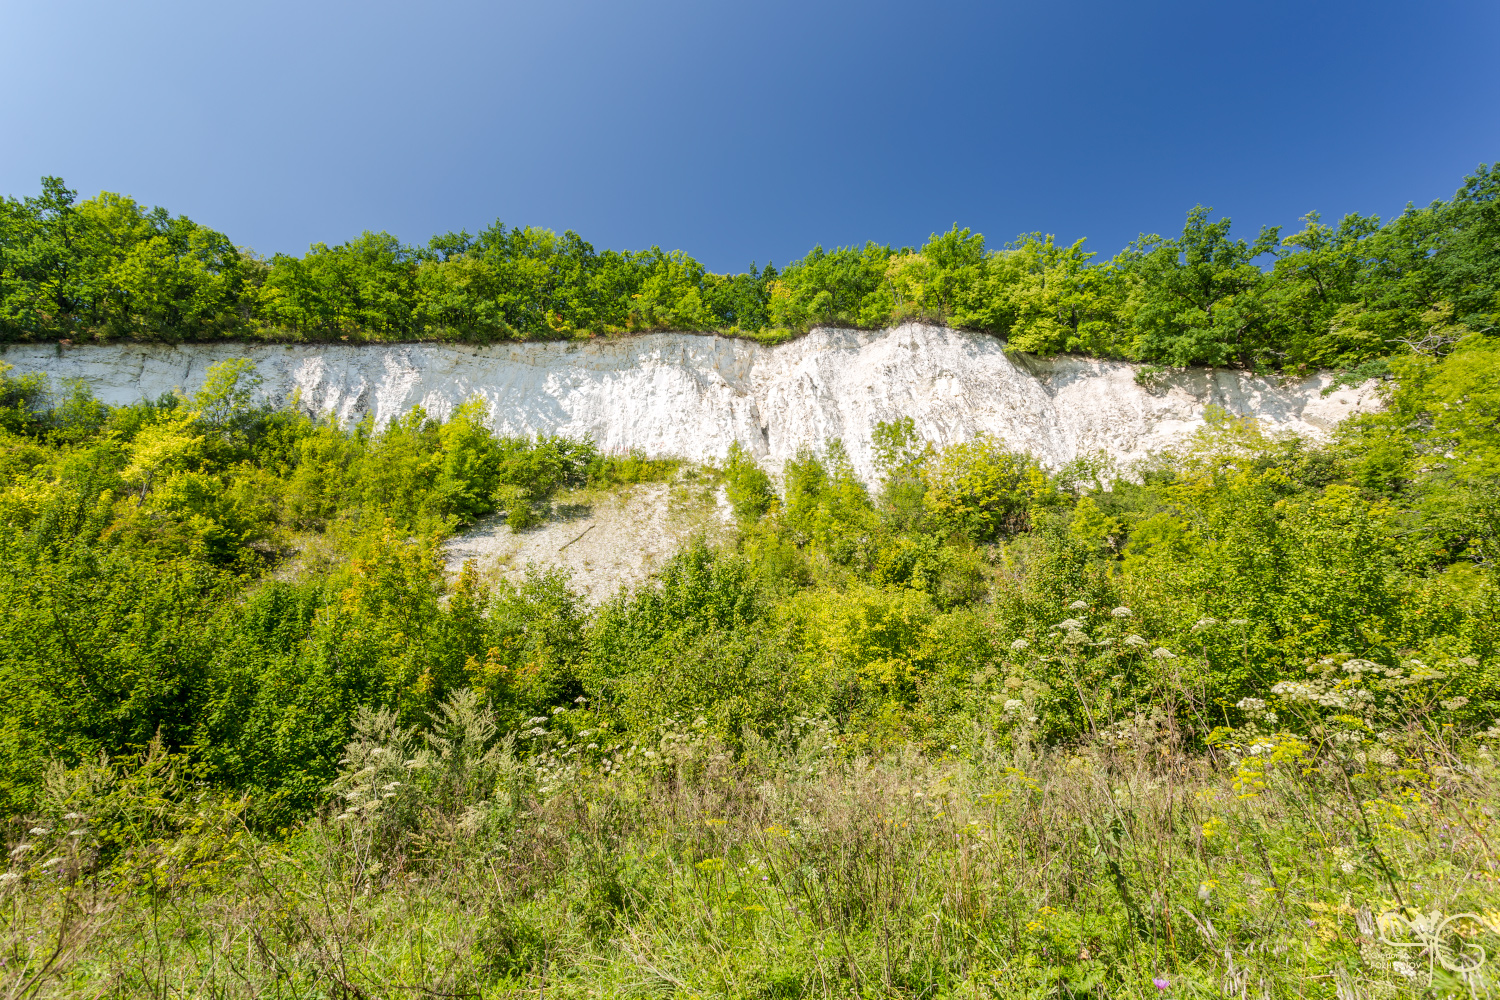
[2,0,1496,272]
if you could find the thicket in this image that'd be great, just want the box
[3,163,1496,371]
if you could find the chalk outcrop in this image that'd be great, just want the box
[2,325,1379,480]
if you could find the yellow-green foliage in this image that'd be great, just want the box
[0,333,1498,996]
[922,434,1054,542]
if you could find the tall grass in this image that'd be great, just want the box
[3,680,1498,999]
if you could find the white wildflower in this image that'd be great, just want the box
[1124,635,1147,647]
[1111,607,1132,618]
[1151,647,1177,660]
[1247,742,1274,756]
[1054,619,1084,631]
[27,828,50,836]
[0,873,20,884]
[1391,961,1418,981]
[1316,689,1369,709]
[1069,600,1088,610]
[41,858,61,869]
[8,845,31,857]
[67,830,86,837]
[1228,618,1249,626]
[1441,697,1470,711]
[1235,698,1266,713]
[1009,638,1029,651]
[1193,618,1217,630]
[526,716,549,726]
[1271,681,1318,702]
[62,813,82,820]
[1340,861,1355,874]
[1003,699,1024,713]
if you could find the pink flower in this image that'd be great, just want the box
[1153,978,1170,990]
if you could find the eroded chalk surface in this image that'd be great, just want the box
[3,324,1380,481]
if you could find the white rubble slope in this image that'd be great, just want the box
[443,481,737,603]
[2,324,1380,480]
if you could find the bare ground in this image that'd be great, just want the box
[441,474,736,602]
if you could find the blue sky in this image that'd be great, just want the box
[1,0,1496,271]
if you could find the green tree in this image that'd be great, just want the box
[1001,236,1130,356]
[0,177,96,337]
[723,441,775,521]
[1125,207,1281,368]
[260,231,420,337]
[871,417,931,531]
[922,435,1051,542]
[769,243,895,330]
[1261,211,1383,369]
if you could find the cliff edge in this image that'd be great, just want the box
[1,324,1380,480]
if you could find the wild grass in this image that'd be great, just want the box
[4,690,1498,999]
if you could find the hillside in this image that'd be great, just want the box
[0,238,1497,997]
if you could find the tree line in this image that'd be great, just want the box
[2,164,1495,371]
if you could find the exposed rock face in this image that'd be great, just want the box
[2,324,1380,479]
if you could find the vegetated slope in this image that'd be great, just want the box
[0,189,1497,994]
[0,330,1493,812]
[0,333,1495,996]
[2,163,1496,376]
[0,324,1380,482]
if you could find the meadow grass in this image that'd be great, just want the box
[3,695,1497,999]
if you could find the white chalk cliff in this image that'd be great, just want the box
[1,325,1380,480]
